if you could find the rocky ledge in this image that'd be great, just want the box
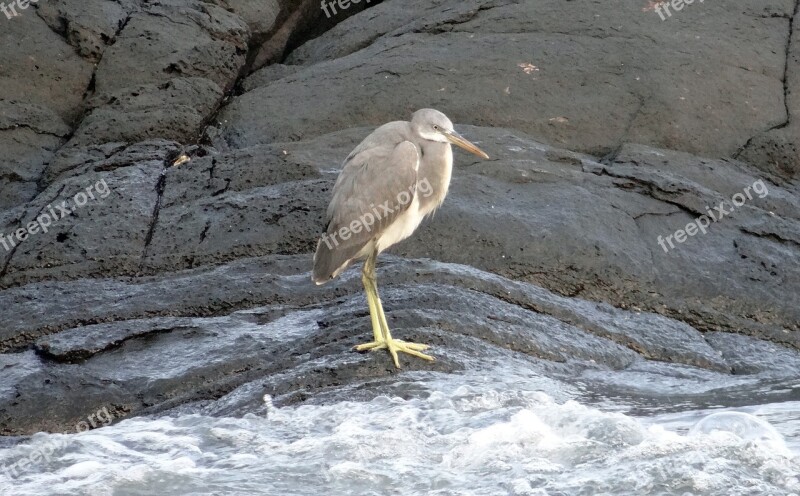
[0,0,798,434]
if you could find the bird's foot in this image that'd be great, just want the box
[354,338,434,368]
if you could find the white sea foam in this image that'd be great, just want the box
[0,364,797,495]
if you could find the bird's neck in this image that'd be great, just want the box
[417,141,453,214]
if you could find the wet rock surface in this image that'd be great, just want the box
[0,0,798,435]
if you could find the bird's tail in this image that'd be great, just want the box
[312,236,353,285]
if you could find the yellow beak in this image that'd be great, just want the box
[444,130,489,159]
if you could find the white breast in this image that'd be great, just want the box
[375,143,453,253]
[375,194,424,253]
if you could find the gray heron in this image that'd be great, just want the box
[313,109,489,368]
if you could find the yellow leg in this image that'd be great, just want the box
[354,250,434,368]
[363,258,383,344]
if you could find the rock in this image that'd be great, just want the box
[737,3,800,180]
[0,10,94,211]
[241,63,300,92]
[0,0,797,438]
[69,77,225,147]
[0,101,71,209]
[36,0,131,62]
[704,332,800,376]
[222,0,280,40]
[0,255,766,434]
[0,10,94,123]
[93,2,249,95]
[0,140,178,286]
[221,0,793,162]
[36,317,198,363]
[249,0,373,71]
[43,1,251,156]
[2,127,797,351]
[738,129,799,179]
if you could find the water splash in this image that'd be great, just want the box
[0,364,797,495]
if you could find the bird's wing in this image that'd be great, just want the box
[313,139,419,284]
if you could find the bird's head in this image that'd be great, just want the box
[411,108,489,159]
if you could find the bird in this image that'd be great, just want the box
[312,108,489,368]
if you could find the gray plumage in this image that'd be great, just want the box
[311,108,489,367]
[313,130,419,283]
[314,109,487,284]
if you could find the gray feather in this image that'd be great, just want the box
[313,124,419,284]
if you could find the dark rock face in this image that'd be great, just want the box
[738,3,800,177]
[0,102,71,209]
[0,0,798,434]
[220,0,798,168]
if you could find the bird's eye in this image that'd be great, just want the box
[433,125,439,130]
